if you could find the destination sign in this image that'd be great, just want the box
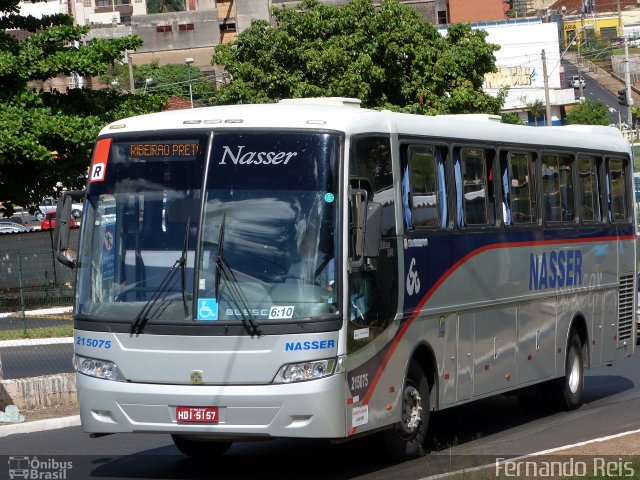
[129,142,200,158]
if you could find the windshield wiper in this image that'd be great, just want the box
[131,219,191,335]
[214,213,226,302]
[180,217,190,316]
[214,213,261,337]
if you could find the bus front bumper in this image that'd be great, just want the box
[76,372,346,439]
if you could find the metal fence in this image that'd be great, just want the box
[0,229,79,314]
[0,229,78,385]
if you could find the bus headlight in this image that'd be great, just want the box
[75,354,126,382]
[273,358,337,383]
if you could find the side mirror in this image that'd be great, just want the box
[54,190,84,269]
[363,201,382,258]
[349,187,382,270]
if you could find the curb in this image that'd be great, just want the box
[0,415,80,437]
[0,306,73,319]
[0,373,77,412]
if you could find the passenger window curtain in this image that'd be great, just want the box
[502,162,511,226]
[402,164,413,230]
[453,149,464,227]
[436,149,447,229]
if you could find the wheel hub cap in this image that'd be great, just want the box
[401,386,422,434]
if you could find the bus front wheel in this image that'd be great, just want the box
[171,434,232,458]
[383,360,430,460]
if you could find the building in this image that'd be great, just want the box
[448,0,505,23]
[462,18,577,125]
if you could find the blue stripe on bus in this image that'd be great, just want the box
[402,225,635,313]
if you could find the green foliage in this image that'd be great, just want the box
[102,61,217,105]
[501,112,524,125]
[0,4,168,213]
[527,99,545,126]
[211,0,505,115]
[565,99,611,126]
[0,89,167,212]
[146,0,186,14]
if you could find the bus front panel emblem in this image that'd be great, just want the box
[190,370,203,384]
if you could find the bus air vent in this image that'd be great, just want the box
[617,273,634,344]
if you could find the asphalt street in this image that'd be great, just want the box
[0,342,73,379]
[0,310,73,379]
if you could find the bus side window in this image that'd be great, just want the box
[403,145,447,229]
[350,136,395,235]
[577,155,601,223]
[607,157,630,223]
[456,147,492,227]
[542,153,575,223]
[503,151,537,225]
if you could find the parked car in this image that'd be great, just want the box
[0,221,29,233]
[36,196,83,222]
[5,213,40,230]
[40,210,77,231]
[609,123,630,131]
[568,75,586,89]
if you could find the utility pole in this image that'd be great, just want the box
[624,42,634,126]
[542,49,552,126]
[127,50,135,94]
[576,36,585,100]
[617,0,623,38]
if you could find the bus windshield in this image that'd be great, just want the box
[76,130,340,327]
[197,131,339,324]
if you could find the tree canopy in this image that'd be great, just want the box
[101,61,217,106]
[211,0,506,114]
[565,99,611,126]
[0,0,167,214]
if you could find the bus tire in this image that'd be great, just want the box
[171,434,232,458]
[548,330,584,411]
[383,360,430,460]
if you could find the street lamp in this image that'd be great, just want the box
[185,57,194,109]
[609,107,623,128]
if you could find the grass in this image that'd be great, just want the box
[0,323,73,341]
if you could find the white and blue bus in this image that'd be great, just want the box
[56,98,636,459]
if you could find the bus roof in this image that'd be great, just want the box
[99,98,631,155]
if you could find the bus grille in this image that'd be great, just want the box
[618,274,634,344]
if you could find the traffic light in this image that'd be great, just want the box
[618,89,629,106]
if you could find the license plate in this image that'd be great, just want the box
[176,406,219,423]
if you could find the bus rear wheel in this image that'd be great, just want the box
[383,361,429,460]
[547,330,584,411]
[171,434,232,458]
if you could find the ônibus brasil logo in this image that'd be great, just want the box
[8,456,72,479]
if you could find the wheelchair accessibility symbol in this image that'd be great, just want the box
[197,298,219,321]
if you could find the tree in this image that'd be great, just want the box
[102,61,217,105]
[0,1,168,214]
[527,99,545,126]
[565,99,611,126]
[146,0,185,14]
[211,0,506,115]
[501,112,525,125]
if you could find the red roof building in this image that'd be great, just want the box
[448,0,506,23]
